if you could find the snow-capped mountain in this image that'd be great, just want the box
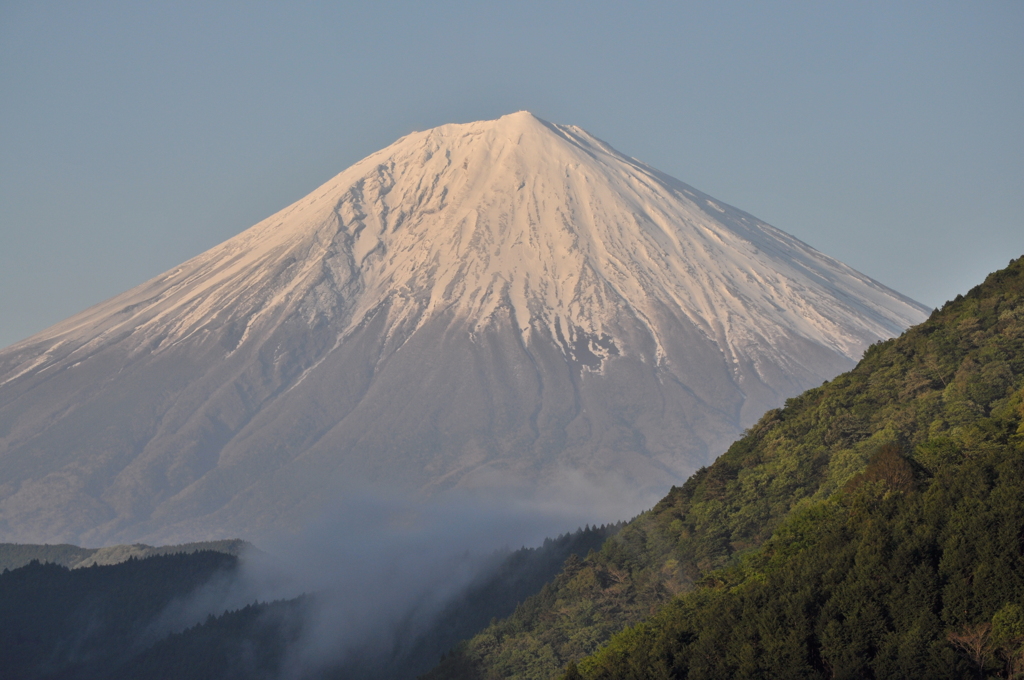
[0,112,929,545]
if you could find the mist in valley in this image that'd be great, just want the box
[157,475,647,678]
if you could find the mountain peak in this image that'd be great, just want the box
[291,113,925,365]
[0,115,930,545]
[454,110,548,133]
[494,109,544,124]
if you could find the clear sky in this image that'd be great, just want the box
[1,1,1022,349]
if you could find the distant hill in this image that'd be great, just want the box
[0,538,250,571]
[424,255,1024,680]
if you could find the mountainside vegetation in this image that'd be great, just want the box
[0,551,240,679]
[369,524,623,680]
[109,598,308,680]
[424,255,1024,680]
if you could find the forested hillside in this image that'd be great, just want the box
[368,524,622,679]
[0,551,240,679]
[425,256,1024,680]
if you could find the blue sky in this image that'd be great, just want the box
[1,1,1022,349]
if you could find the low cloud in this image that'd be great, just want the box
[153,471,661,678]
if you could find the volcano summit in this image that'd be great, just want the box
[0,112,929,544]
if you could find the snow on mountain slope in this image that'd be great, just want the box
[0,112,929,545]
